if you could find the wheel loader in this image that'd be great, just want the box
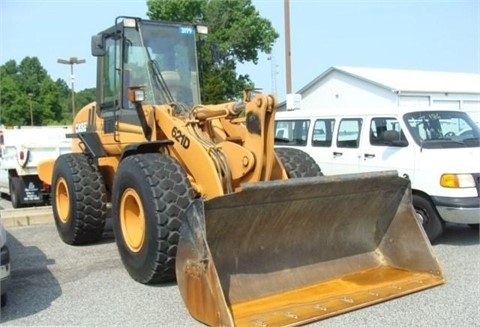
[38,17,444,326]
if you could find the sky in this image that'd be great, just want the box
[1,0,479,102]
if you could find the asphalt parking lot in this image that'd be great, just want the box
[0,211,479,326]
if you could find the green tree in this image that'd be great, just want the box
[0,75,26,125]
[17,57,48,95]
[76,88,96,111]
[55,78,73,122]
[146,0,279,103]
[0,57,67,126]
[38,78,61,124]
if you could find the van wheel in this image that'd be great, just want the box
[275,147,323,177]
[111,153,195,284]
[412,194,445,243]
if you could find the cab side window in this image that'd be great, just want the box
[312,119,335,147]
[274,120,310,146]
[337,118,362,148]
[370,117,408,146]
[101,37,120,108]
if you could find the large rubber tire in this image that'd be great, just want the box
[275,147,323,177]
[51,153,107,245]
[412,194,445,243]
[111,153,195,284]
[9,176,23,209]
[468,224,479,230]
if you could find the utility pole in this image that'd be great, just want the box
[284,0,292,94]
[57,57,86,118]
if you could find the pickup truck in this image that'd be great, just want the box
[0,126,71,208]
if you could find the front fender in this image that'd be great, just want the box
[37,159,55,185]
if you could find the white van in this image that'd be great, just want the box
[275,108,480,242]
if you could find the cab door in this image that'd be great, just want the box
[358,116,415,178]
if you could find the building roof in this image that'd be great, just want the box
[298,66,480,94]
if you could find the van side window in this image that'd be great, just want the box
[370,117,408,146]
[337,118,362,148]
[274,120,310,146]
[312,119,335,147]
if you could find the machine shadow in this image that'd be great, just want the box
[0,231,61,323]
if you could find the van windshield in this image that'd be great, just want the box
[403,111,480,148]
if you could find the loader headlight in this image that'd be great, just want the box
[122,18,137,28]
[440,174,476,188]
[196,25,208,35]
[128,87,145,103]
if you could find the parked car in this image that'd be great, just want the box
[0,214,10,307]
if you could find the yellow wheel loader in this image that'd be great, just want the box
[38,17,444,326]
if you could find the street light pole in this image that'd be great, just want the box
[57,57,86,118]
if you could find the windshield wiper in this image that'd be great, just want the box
[436,137,466,145]
[149,59,175,104]
[274,137,292,144]
[462,137,480,144]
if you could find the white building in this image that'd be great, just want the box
[281,66,480,123]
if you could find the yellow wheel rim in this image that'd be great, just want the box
[55,177,70,223]
[120,188,146,253]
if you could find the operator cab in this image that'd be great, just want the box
[91,17,205,133]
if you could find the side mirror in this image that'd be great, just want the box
[391,140,409,147]
[91,34,106,57]
[382,130,409,147]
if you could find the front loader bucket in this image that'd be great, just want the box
[176,171,444,327]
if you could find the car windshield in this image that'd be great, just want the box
[403,110,480,148]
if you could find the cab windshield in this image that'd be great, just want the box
[123,21,201,107]
[403,110,480,148]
